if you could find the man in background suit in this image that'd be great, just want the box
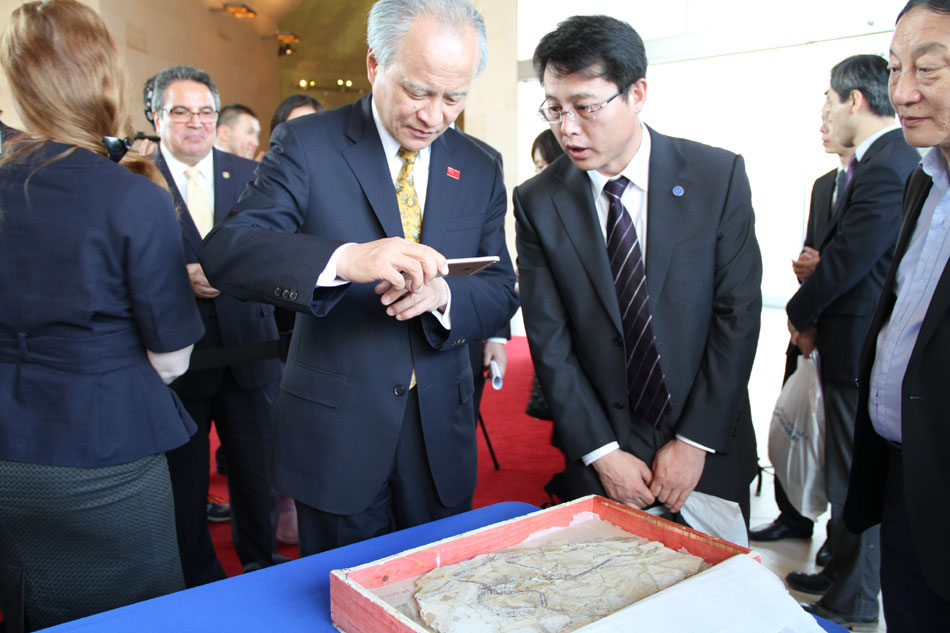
[845,2,950,630]
[152,65,283,586]
[215,103,261,161]
[514,16,762,534]
[751,105,857,567]
[784,54,920,629]
[199,0,518,556]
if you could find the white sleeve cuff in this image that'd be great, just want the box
[429,281,451,329]
[582,441,620,466]
[316,243,357,287]
[676,434,716,453]
[147,345,194,385]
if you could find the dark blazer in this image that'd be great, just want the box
[155,148,281,399]
[513,129,762,505]
[786,129,920,384]
[0,119,18,150]
[0,142,203,466]
[806,168,837,249]
[199,95,518,515]
[845,166,950,599]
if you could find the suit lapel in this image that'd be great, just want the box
[212,149,233,226]
[341,96,403,239]
[550,162,623,333]
[155,150,203,256]
[644,130,689,301]
[419,132,456,250]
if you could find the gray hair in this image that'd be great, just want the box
[151,64,221,115]
[367,0,488,76]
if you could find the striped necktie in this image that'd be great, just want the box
[604,176,672,428]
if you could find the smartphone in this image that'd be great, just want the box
[444,256,500,276]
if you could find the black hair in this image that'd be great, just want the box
[270,94,324,135]
[897,0,950,22]
[830,54,895,117]
[531,129,562,166]
[533,15,646,94]
[218,103,257,129]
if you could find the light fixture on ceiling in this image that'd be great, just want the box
[211,3,256,19]
[275,32,301,44]
[279,43,294,56]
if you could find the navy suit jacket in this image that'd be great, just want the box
[786,129,920,384]
[805,168,837,250]
[155,148,281,399]
[846,166,950,599]
[513,129,762,505]
[199,95,518,514]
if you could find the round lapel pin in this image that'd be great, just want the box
[672,185,684,197]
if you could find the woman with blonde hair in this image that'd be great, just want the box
[0,1,204,629]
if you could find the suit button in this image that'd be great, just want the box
[613,336,623,347]
[282,289,290,299]
[613,402,625,409]
[274,286,282,297]
[289,290,298,300]
[393,385,407,396]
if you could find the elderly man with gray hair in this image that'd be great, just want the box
[199,0,518,555]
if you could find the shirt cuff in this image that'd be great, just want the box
[676,434,716,453]
[429,282,452,329]
[582,441,620,466]
[486,337,507,344]
[316,243,357,287]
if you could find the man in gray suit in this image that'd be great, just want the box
[514,15,762,530]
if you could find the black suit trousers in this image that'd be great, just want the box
[166,370,279,586]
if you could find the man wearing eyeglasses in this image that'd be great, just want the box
[152,64,283,587]
[515,15,762,537]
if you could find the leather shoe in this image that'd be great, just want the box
[801,600,878,631]
[786,570,833,594]
[815,538,832,567]
[749,519,813,542]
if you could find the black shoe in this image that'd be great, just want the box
[786,570,833,594]
[749,519,813,542]
[815,538,832,567]
[800,601,878,631]
[207,501,231,522]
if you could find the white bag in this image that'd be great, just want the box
[767,355,827,520]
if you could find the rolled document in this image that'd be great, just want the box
[489,360,503,390]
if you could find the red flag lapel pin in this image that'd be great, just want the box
[446,166,460,180]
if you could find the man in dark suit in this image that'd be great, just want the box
[784,54,920,629]
[752,107,856,561]
[199,0,518,556]
[151,65,283,586]
[845,2,950,630]
[514,16,762,536]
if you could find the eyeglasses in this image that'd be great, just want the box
[538,91,622,123]
[164,106,219,124]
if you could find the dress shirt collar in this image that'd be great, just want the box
[854,124,901,162]
[920,145,948,185]
[159,143,215,188]
[586,123,651,196]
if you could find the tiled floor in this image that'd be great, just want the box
[749,470,886,632]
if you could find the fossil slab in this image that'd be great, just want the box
[414,536,706,633]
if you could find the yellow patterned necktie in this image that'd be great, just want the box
[184,166,213,238]
[396,147,421,243]
[396,147,420,389]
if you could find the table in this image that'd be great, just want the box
[40,501,846,632]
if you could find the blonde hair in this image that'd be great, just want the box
[0,0,165,187]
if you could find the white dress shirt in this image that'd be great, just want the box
[159,143,215,211]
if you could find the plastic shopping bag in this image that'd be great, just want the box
[767,355,827,520]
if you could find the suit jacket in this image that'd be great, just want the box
[155,148,281,399]
[0,142,203,467]
[845,166,950,599]
[786,129,920,384]
[198,95,519,515]
[0,119,18,150]
[785,168,839,379]
[513,129,762,505]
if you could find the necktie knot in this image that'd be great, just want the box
[185,166,200,182]
[604,176,630,201]
[397,147,418,165]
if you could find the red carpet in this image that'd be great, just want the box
[208,336,563,576]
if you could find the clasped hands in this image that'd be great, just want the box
[337,237,450,321]
[592,439,706,514]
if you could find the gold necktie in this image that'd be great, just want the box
[396,147,421,389]
[184,166,213,238]
[396,147,421,243]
